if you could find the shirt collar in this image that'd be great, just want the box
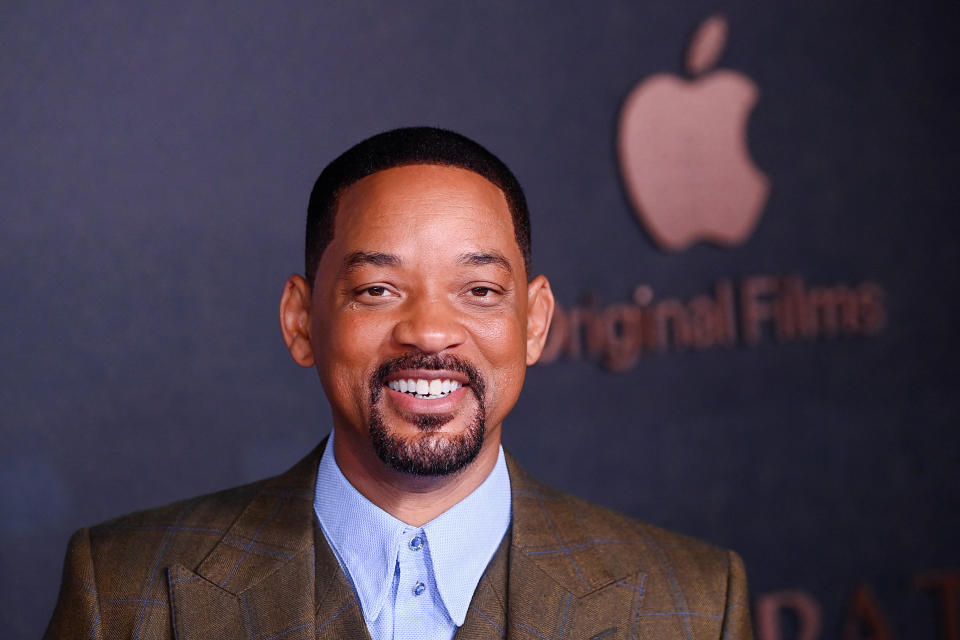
[422,448,511,625]
[313,433,511,627]
[314,435,403,623]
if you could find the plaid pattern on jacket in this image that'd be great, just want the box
[45,443,753,639]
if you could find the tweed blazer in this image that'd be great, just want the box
[45,443,753,639]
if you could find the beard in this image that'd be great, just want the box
[368,353,487,476]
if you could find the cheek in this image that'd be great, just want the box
[316,311,388,362]
[468,304,527,349]
[314,314,389,402]
[470,315,528,405]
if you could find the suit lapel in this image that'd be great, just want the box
[168,444,325,640]
[454,531,510,639]
[168,445,653,640]
[504,454,642,640]
[312,515,370,639]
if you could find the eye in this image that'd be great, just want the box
[353,285,398,304]
[463,285,504,306]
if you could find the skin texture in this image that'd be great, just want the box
[279,164,554,526]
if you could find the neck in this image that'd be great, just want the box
[331,428,502,527]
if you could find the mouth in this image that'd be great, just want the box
[385,376,465,400]
[371,354,483,421]
[382,369,471,414]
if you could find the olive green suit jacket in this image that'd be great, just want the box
[45,444,753,639]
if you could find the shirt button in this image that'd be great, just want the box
[413,582,426,596]
[409,536,424,551]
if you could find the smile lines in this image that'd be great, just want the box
[387,378,462,399]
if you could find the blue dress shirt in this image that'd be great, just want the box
[314,433,511,640]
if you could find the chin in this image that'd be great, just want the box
[368,407,486,477]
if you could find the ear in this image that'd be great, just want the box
[279,274,316,368]
[525,275,556,365]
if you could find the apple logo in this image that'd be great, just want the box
[617,15,770,250]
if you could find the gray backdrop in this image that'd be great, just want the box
[2,1,958,638]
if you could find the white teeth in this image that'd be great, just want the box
[387,378,463,399]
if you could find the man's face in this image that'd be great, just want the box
[304,164,550,476]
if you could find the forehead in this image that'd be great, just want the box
[327,164,518,264]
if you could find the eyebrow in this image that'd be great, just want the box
[339,251,402,276]
[338,250,513,277]
[457,251,513,274]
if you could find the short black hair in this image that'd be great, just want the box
[305,127,531,285]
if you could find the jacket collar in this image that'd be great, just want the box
[192,444,320,593]
[505,453,627,596]
[168,444,328,640]
[168,440,642,640]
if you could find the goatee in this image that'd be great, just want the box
[368,353,486,476]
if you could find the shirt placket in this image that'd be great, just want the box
[394,527,431,640]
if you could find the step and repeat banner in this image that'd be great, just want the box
[2,2,957,638]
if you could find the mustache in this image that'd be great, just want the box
[370,353,486,402]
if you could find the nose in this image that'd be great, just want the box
[391,295,467,354]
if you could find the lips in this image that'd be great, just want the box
[370,354,486,417]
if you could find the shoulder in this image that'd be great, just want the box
[84,443,323,577]
[46,478,274,640]
[559,494,754,637]
[47,447,323,639]
[85,477,270,577]
[564,488,737,587]
[507,453,743,602]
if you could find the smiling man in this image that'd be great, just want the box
[45,128,753,640]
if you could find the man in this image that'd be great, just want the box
[46,127,752,639]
